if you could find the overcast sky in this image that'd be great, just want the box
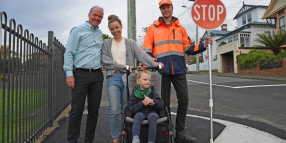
[0,0,271,47]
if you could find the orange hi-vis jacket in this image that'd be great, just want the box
[143,17,206,75]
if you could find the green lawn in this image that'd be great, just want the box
[0,88,48,142]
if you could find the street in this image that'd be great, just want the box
[185,74,286,131]
[43,73,286,143]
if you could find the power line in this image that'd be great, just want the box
[177,6,191,18]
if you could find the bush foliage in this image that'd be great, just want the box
[237,50,286,70]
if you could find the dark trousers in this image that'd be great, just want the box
[161,74,189,131]
[132,112,159,142]
[67,69,104,142]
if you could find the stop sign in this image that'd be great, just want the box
[191,0,226,30]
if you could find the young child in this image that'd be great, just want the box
[128,70,164,143]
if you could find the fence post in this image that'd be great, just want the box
[48,31,54,126]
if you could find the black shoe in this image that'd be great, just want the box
[85,140,92,143]
[67,141,77,143]
[175,129,198,143]
[175,137,198,143]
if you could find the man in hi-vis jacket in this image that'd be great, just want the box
[143,0,212,142]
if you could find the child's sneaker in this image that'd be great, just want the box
[132,135,140,143]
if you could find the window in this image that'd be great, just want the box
[247,13,252,23]
[245,37,250,47]
[240,34,250,47]
[279,16,285,31]
[227,35,238,43]
[242,16,246,25]
[240,37,245,47]
[233,34,238,41]
[227,37,232,43]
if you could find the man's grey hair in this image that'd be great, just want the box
[89,6,104,15]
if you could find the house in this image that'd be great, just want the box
[187,24,230,71]
[262,0,286,31]
[215,3,274,73]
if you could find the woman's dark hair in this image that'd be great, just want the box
[108,15,122,26]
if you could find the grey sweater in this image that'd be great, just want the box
[101,38,158,77]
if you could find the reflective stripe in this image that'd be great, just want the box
[155,51,185,59]
[144,48,152,53]
[155,41,168,47]
[154,40,183,47]
[184,45,191,52]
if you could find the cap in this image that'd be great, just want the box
[159,0,173,8]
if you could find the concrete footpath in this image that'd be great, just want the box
[184,113,286,143]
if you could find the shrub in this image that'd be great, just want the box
[259,58,282,70]
[237,50,283,70]
[276,51,286,59]
[0,75,8,82]
[237,53,256,70]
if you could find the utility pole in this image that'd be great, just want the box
[127,0,137,66]
[196,25,200,72]
[128,0,136,41]
[183,0,200,72]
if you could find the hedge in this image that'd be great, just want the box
[237,50,286,70]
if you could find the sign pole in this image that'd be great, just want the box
[208,43,213,143]
[190,0,226,142]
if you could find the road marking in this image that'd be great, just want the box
[187,79,286,89]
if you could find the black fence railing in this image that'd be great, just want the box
[0,11,71,143]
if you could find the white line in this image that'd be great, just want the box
[188,79,234,88]
[187,79,286,89]
[232,84,286,89]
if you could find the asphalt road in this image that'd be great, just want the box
[43,73,286,143]
[185,74,286,131]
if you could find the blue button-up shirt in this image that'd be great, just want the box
[63,21,103,77]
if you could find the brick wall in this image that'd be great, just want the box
[238,58,286,76]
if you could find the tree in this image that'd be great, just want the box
[103,34,111,39]
[1,45,9,60]
[256,30,286,55]
[0,45,21,73]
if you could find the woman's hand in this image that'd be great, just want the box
[157,62,164,69]
[124,65,133,70]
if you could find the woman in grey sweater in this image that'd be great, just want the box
[101,15,163,143]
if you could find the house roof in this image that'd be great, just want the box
[210,30,230,35]
[233,3,268,20]
[216,21,271,41]
[201,30,230,40]
[262,0,286,19]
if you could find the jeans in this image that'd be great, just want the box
[132,112,159,142]
[161,74,189,131]
[67,69,104,142]
[107,71,127,138]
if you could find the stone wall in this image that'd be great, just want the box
[238,59,286,76]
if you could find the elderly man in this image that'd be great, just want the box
[63,6,104,143]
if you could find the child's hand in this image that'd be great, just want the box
[144,95,152,103]
[148,100,155,106]
[142,95,152,106]
[142,99,148,106]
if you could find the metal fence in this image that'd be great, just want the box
[0,11,71,143]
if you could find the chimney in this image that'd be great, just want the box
[221,24,227,31]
